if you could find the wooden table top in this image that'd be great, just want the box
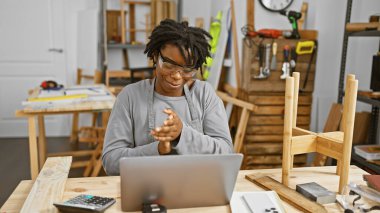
[15,85,116,116]
[1,166,368,213]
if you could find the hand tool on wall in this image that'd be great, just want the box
[254,44,268,79]
[298,41,318,91]
[280,45,290,79]
[280,10,302,39]
[263,43,271,77]
[296,40,315,54]
[241,25,283,39]
[270,42,277,70]
[290,47,297,75]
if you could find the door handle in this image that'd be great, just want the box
[48,48,64,53]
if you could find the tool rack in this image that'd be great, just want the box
[241,30,318,169]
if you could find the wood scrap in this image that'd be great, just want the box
[245,174,327,213]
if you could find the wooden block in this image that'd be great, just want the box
[245,174,327,213]
[291,135,317,155]
[20,157,72,213]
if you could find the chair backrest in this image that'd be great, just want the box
[77,68,103,85]
[105,70,131,87]
[216,91,257,153]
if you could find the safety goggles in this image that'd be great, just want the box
[158,53,197,77]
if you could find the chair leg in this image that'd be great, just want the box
[282,77,294,186]
[91,159,103,177]
[336,160,341,175]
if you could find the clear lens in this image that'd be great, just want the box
[158,56,196,77]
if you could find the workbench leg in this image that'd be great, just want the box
[28,116,38,180]
[70,112,79,142]
[38,115,46,169]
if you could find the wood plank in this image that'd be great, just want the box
[249,115,310,125]
[353,111,371,144]
[298,2,308,30]
[128,3,136,43]
[253,106,311,115]
[245,175,327,213]
[245,135,283,142]
[230,0,241,88]
[247,125,309,135]
[217,91,257,111]
[291,135,317,155]
[20,157,72,213]
[316,133,344,159]
[293,127,315,136]
[245,155,306,165]
[245,79,314,93]
[248,95,312,106]
[246,0,254,27]
[234,108,250,153]
[245,143,283,155]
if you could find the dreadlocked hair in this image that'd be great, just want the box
[144,19,212,72]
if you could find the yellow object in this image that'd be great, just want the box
[28,94,88,102]
[296,41,315,55]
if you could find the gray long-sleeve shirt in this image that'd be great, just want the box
[102,79,233,175]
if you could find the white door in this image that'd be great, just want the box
[0,0,69,137]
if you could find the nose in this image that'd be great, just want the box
[171,70,183,80]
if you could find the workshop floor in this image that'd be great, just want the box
[0,137,105,207]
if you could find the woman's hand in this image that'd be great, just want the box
[151,109,183,154]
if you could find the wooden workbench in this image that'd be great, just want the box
[1,165,368,212]
[15,85,115,179]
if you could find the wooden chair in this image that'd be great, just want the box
[105,70,148,95]
[83,127,106,177]
[70,69,102,142]
[282,72,358,194]
[217,91,257,154]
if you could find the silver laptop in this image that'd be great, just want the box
[120,154,243,211]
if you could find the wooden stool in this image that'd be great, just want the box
[282,72,358,194]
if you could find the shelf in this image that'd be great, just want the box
[357,94,380,107]
[348,30,380,37]
[351,150,380,174]
[107,43,145,49]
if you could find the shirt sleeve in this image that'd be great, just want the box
[172,83,234,154]
[102,89,159,175]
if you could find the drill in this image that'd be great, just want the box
[280,10,302,39]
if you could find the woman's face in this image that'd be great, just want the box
[154,44,193,97]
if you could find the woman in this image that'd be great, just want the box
[102,19,233,175]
